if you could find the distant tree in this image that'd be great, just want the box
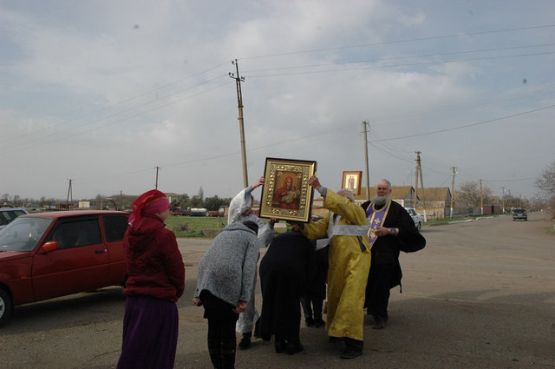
[536,161,555,218]
[204,195,232,211]
[190,195,203,208]
[198,187,204,203]
[536,161,555,196]
[170,193,191,210]
[457,181,493,208]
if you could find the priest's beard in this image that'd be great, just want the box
[373,196,390,208]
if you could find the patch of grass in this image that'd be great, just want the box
[425,219,450,226]
[165,215,226,238]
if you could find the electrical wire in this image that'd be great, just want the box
[243,42,555,74]
[238,23,555,60]
[247,51,555,79]
[371,103,555,143]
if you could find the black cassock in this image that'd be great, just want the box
[258,232,313,344]
[361,200,426,321]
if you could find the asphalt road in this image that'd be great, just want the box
[1,214,554,369]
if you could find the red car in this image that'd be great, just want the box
[0,210,129,325]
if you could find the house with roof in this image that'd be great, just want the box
[416,187,452,219]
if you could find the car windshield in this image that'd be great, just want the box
[513,208,525,213]
[0,217,52,252]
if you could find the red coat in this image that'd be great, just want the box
[123,216,185,302]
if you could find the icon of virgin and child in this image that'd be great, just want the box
[272,171,302,210]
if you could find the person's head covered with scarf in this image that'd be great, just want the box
[227,177,265,225]
[129,189,171,231]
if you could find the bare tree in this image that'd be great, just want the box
[536,161,555,195]
[457,181,493,208]
[536,161,555,218]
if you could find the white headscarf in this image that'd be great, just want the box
[228,187,255,225]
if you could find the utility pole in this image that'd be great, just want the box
[155,166,160,189]
[229,59,249,188]
[415,151,427,222]
[120,190,124,211]
[501,186,506,214]
[479,179,484,215]
[66,179,73,210]
[362,121,371,201]
[450,167,457,219]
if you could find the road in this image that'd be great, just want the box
[1,214,554,369]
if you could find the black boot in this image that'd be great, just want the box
[313,317,325,328]
[372,316,388,330]
[238,332,252,350]
[274,338,286,353]
[286,341,304,355]
[221,340,237,369]
[208,337,222,369]
[341,338,363,359]
[305,317,315,327]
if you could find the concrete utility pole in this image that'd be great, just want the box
[450,167,457,219]
[66,179,73,209]
[479,179,484,215]
[501,186,506,214]
[229,59,249,188]
[362,121,371,201]
[155,166,160,190]
[415,151,427,221]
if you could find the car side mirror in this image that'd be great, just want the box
[39,241,59,254]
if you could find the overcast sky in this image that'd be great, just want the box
[1,0,554,200]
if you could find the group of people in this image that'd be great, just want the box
[115,174,426,369]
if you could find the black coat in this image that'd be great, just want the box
[362,200,426,287]
[258,232,314,341]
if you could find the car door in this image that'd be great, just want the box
[32,215,111,301]
[101,214,129,285]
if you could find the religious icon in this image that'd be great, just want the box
[341,171,362,196]
[272,171,302,210]
[259,157,317,223]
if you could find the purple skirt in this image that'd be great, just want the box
[117,295,179,369]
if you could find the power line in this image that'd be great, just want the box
[247,50,555,79]
[0,62,228,147]
[482,177,536,182]
[243,42,555,74]
[238,23,555,60]
[1,75,227,151]
[371,103,555,143]
[2,78,230,155]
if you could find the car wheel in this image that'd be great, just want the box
[0,288,13,327]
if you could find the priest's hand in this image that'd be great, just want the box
[192,297,202,306]
[253,176,265,189]
[308,176,321,188]
[234,301,248,314]
[374,227,392,237]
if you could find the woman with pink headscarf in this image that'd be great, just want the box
[116,189,185,369]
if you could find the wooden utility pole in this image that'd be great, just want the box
[66,179,73,209]
[479,179,484,215]
[501,186,506,214]
[362,121,371,201]
[229,59,249,188]
[415,151,427,221]
[450,167,457,219]
[155,166,160,189]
